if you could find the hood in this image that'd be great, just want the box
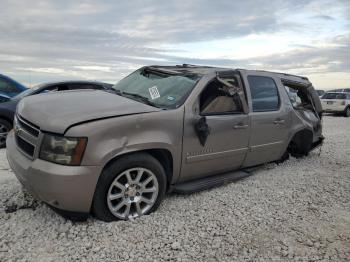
[17,90,161,134]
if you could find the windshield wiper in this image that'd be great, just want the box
[105,88,122,94]
[108,88,163,108]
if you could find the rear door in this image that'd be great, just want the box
[180,72,250,182]
[241,72,291,166]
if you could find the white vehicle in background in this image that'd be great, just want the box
[321,92,350,117]
[328,88,350,93]
[316,90,325,97]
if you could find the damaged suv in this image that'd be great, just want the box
[7,65,324,221]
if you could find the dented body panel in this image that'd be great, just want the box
[66,108,184,183]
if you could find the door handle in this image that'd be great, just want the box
[233,123,248,129]
[273,119,285,125]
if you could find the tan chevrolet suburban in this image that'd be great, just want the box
[6,65,324,221]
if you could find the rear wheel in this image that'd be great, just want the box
[288,130,313,158]
[92,153,166,221]
[344,107,350,117]
[0,119,12,148]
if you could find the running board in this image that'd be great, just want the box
[171,170,252,194]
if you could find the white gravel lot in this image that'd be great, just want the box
[0,116,349,261]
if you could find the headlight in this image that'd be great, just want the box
[39,134,87,165]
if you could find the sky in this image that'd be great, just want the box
[1,0,350,89]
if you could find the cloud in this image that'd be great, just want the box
[18,67,66,74]
[0,0,349,87]
[312,15,335,21]
[73,66,113,73]
[252,34,350,74]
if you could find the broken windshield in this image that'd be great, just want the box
[112,68,201,109]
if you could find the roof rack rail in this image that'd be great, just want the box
[181,64,198,68]
[281,72,309,81]
[246,69,309,81]
[176,64,213,68]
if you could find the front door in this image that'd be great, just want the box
[180,73,250,182]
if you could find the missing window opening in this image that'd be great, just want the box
[200,77,244,115]
[284,84,313,110]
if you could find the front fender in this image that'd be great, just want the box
[65,109,184,182]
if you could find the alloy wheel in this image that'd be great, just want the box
[107,167,159,220]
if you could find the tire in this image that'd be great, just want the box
[344,107,350,117]
[288,130,313,158]
[0,119,12,148]
[92,153,167,222]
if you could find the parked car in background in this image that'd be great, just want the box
[0,80,112,148]
[328,88,350,93]
[0,74,27,97]
[6,65,324,221]
[316,89,325,97]
[321,92,350,117]
[0,94,11,103]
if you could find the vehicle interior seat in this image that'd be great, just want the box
[201,95,237,114]
[200,78,243,114]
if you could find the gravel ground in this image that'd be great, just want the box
[0,116,349,261]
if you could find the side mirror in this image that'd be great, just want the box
[194,116,210,146]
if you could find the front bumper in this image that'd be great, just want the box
[6,130,101,213]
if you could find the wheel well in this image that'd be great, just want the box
[288,129,313,157]
[145,149,173,186]
[103,149,173,186]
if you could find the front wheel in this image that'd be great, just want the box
[344,107,350,117]
[92,153,166,221]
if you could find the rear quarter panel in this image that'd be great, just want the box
[239,70,319,163]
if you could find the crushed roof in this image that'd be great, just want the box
[149,64,310,83]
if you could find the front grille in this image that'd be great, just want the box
[15,135,35,156]
[17,117,40,137]
[14,115,41,158]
